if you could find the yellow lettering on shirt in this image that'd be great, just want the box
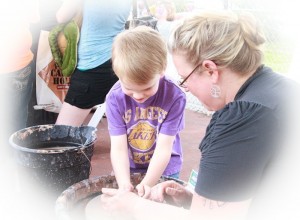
[134,106,167,122]
[132,150,154,164]
[123,109,132,123]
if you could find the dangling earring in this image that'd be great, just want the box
[211,84,221,98]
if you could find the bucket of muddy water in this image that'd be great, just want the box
[9,124,97,196]
[55,173,186,220]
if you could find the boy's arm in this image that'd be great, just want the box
[138,91,186,189]
[110,134,133,191]
[140,133,175,187]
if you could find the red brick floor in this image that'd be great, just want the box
[85,109,211,182]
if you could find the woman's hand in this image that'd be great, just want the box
[149,180,193,208]
[101,187,139,219]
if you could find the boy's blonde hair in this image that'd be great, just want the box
[168,11,266,75]
[112,26,167,84]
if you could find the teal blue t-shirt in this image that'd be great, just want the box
[78,0,131,70]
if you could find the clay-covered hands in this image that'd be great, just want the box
[149,180,193,208]
[101,181,193,220]
[118,182,134,192]
[101,188,139,219]
[100,183,152,215]
[135,183,152,198]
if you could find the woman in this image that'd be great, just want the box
[55,0,131,126]
[100,11,300,220]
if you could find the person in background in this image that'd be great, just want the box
[0,0,39,150]
[55,0,131,126]
[106,26,186,197]
[184,0,196,12]
[0,1,57,220]
[100,11,300,220]
[155,0,176,22]
[154,0,177,42]
[137,0,148,17]
[26,0,63,127]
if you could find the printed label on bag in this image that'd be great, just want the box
[38,60,70,102]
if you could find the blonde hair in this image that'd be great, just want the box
[112,26,167,83]
[168,11,266,75]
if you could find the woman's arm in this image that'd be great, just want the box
[151,181,251,218]
[56,0,82,23]
[101,184,252,220]
[189,193,251,220]
[110,134,133,191]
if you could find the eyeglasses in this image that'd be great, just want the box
[178,63,201,88]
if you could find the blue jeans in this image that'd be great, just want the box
[0,64,33,149]
[165,172,180,179]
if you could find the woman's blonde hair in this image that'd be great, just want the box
[112,26,167,83]
[168,11,266,75]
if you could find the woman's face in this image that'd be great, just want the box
[172,53,217,111]
[120,74,161,104]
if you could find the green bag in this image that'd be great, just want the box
[48,2,82,77]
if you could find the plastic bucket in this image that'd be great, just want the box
[9,124,97,196]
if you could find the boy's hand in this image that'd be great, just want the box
[135,183,151,198]
[118,182,134,192]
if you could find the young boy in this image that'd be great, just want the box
[106,26,186,197]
